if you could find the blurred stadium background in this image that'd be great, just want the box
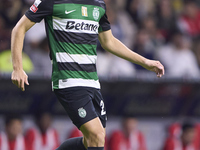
[1,0,200,150]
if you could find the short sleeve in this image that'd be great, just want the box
[25,0,54,23]
[98,12,111,32]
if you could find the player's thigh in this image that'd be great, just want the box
[80,89,107,137]
[80,117,106,148]
[80,117,105,137]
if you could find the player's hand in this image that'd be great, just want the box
[143,59,165,78]
[11,69,29,91]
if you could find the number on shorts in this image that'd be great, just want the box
[100,100,106,115]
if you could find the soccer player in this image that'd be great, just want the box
[11,0,164,150]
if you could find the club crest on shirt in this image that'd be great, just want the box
[82,6,88,17]
[78,108,87,118]
[93,8,100,20]
[30,0,42,13]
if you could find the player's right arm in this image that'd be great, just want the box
[11,15,35,91]
[98,30,165,78]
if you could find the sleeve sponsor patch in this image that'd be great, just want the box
[30,0,42,13]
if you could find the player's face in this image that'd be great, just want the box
[130,0,139,12]
[182,128,196,144]
[123,118,138,136]
[185,3,198,18]
[173,34,184,48]
[39,113,52,131]
[160,0,172,17]
[6,120,22,139]
[137,30,149,45]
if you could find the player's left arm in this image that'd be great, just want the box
[98,30,165,77]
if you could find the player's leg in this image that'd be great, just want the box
[80,89,107,150]
[80,117,105,148]
[54,87,105,150]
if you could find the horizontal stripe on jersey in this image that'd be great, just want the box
[58,62,96,72]
[54,30,98,45]
[53,17,99,34]
[59,70,98,80]
[58,78,100,89]
[56,42,97,55]
[56,53,97,64]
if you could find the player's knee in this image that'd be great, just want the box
[87,130,105,147]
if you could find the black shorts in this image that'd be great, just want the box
[54,87,107,129]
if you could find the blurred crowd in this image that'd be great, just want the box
[1,113,200,150]
[97,0,200,79]
[1,0,200,79]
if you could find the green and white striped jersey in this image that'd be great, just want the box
[26,0,111,89]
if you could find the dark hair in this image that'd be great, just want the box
[34,110,51,121]
[168,29,183,42]
[122,114,137,123]
[182,122,195,132]
[5,114,22,126]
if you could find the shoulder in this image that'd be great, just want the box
[51,128,59,134]
[95,0,106,9]
[36,0,54,9]
[33,0,54,6]
[163,138,176,150]
[50,128,59,140]
[40,0,54,3]
[0,132,6,137]
[138,131,145,138]
[73,0,106,9]
[25,128,37,136]
[47,128,59,135]
[164,137,176,146]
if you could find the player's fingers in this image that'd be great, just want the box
[14,80,18,87]
[16,79,21,88]
[157,62,164,76]
[12,80,17,87]
[157,72,161,78]
[157,69,163,77]
[25,76,29,85]
[156,68,164,78]
[160,69,164,76]
[159,65,165,76]
[20,79,25,91]
[162,66,165,75]
[12,79,16,85]
[11,76,17,86]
